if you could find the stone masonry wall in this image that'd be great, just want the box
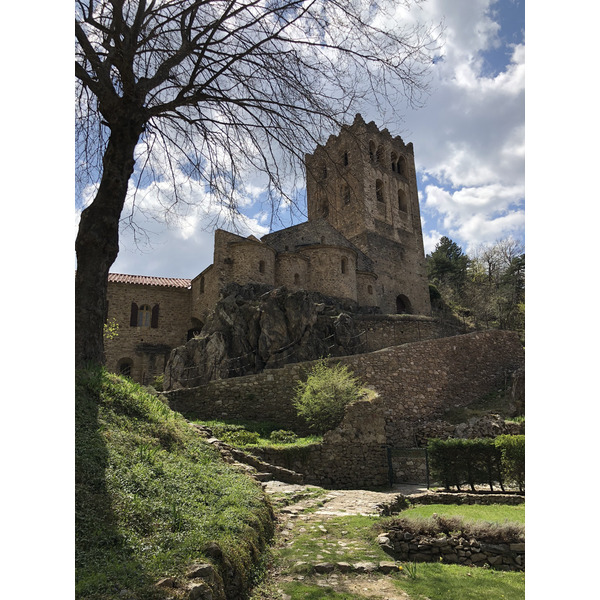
[105,282,191,384]
[165,330,524,487]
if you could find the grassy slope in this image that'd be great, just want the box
[75,368,274,599]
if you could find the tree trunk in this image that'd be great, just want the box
[75,120,143,369]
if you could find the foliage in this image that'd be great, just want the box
[269,430,298,444]
[150,374,164,392]
[427,236,525,338]
[293,360,364,434]
[103,318,119,341]
[427,436,525,492]
[427,438,505,492]
[495,435,525,492]
[426,236,470,293]
[76,368,274,599]
[194,419,322,450]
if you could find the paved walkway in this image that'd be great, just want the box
[263,481,430,516]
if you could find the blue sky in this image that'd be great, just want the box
[87,0,524,279]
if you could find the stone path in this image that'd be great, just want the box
[255,481,431,600]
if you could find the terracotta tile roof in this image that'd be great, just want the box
[108,273,192,288]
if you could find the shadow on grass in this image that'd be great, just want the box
[75,369,160,598]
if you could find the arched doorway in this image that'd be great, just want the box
[396,294,412,314]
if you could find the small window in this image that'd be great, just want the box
[368,285,373,295]
[118,358,133,377]
[391,152,398,172]
[342,184,351,205]
[376,179,384,203]
[259,260,265,274]
[376,145,384,164]
[294,273,300,285]
[341,257,348,274]
[369,141,376,162]
[398,155,407,177]
[343,151,349,166]
[138,304,152,327]
[398,189,408,212]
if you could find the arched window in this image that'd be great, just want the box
[376,145,384,164]
[398,155,407,177]
[341,257,348,274]
[396,294,412,314]
[391,152,398,172]
[343,151,349,166]
[398,189,408,213]
[376,179,384,203]
[294,273,300,285]
[369,141,376,162]
[367,285,373,295]
[259,260,265,274]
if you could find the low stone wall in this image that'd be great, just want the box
[165,330,524,488]
[378,528,525,571]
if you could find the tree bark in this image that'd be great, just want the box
[75,119,143,369]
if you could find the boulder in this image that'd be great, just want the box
[165,284,373,389]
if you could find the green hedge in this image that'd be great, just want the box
[495,435,525,492]
[427,436,525,492]
[427,438,504,492]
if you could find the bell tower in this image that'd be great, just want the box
[305,114,431,315]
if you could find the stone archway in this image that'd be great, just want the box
[395,294,412,314]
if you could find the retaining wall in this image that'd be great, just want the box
[165,330,524,488]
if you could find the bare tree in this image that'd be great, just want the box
[75,0,441,368]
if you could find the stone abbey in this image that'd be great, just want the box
[105,115,432,384]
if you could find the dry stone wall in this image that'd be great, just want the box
[165,330,524,487]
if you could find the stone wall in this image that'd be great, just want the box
[165,330,524,488]
[105,279,191,384]
[378,526,524,571]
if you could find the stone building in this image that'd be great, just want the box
[104,115,432,383]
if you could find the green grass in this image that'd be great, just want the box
[391,561,524,600]
[397,502,525,524]
[192,418,323,449]
[76,368,274,599]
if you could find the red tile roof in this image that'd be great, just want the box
[108,273,192,288]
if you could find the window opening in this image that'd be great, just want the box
[398,189,408,212]
[138,304,151,327]
[376,179,384,203]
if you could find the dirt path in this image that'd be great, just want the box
[253,482,430,600]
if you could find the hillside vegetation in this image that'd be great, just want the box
[75,368,274,600]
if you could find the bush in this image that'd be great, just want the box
[427,438,504,492]
[269,429,298,444]
[293,359,363,434]
[220,428,260,446]
[495,435,525,492]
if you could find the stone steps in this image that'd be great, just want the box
[189,422,305,485]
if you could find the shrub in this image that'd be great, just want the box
[427,438,504,491]
[495,435,525,492]
[269,430,298,444]
[220,429,260,446]
[293,359,363,434]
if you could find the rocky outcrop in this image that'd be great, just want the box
[165,283,376,390]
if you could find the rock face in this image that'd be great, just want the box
[164,283,377,390]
